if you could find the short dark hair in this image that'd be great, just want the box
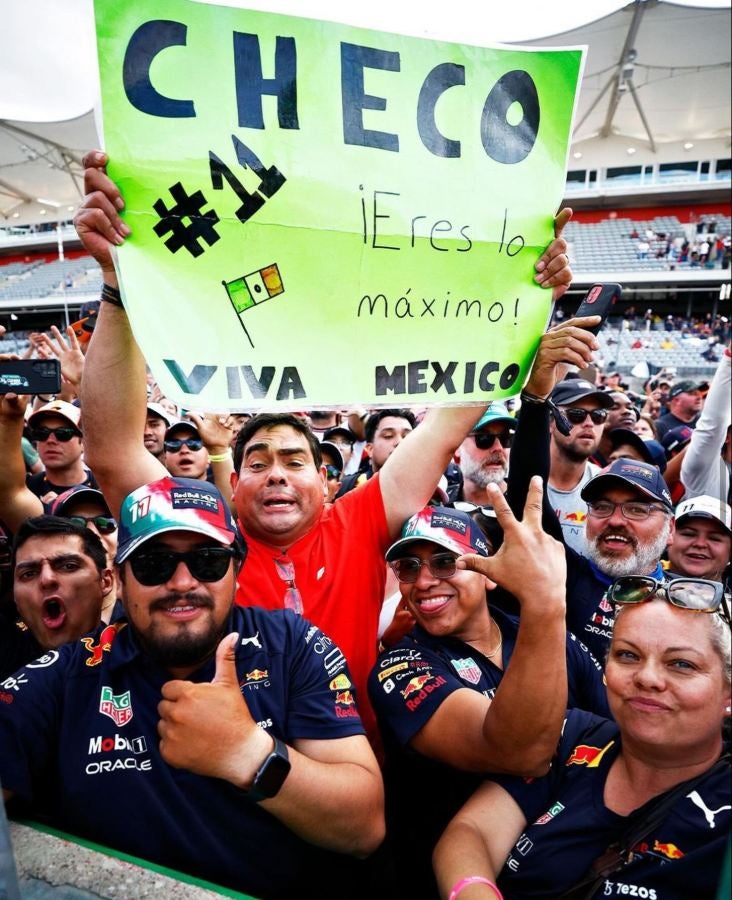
[12,515,107,574]
[365,409,417,443]
[233,413,322,474]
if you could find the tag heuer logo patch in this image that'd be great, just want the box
[451,657,482,685]
[99,686,133,726]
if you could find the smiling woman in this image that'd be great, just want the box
[433,592,731,900]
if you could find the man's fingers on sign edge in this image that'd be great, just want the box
[81,149,109,171]
[554,207,573,238]
[81,160,125,213]
[75,206,125,245]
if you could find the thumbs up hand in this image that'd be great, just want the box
[157,633,273,786]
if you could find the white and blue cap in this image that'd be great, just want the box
[675,495,731,535]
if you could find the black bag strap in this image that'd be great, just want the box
[556,752,730,900]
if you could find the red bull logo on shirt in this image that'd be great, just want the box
[652,840,685,860]
[401,673,447,711]
[563,511,587,523]
[81,622,126,667]
[334,688,359,719]
[99,686,133,727]
[401,674,432,699]
[566,740,615,768]
[245,669,269,682]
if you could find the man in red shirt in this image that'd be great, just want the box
[75,151,573,740]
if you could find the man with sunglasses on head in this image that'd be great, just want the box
[449,403,515,507]
[25,400,97,507]
[546,379,614,554]
[0,476,384,898]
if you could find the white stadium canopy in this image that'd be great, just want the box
[1,0,729,223]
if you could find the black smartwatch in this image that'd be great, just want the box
[248,737,291,802]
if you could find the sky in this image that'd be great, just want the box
[1,0,730,122]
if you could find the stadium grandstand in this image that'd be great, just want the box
[1,0,730,381]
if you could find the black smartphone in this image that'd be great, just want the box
[573,283,622,334]
[0,359,62,395]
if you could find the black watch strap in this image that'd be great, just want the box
[248,737,291,802]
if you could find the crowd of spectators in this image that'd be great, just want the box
[0,158,729,900]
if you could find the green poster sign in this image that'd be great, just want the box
[94,0,583,410]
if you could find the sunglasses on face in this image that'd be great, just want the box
[30,426,81,442]
[563,407,608,426]
[608,575,728,620]
[164,437,204,452]
[67,514,117,535]
[472,429,514,450]
[324,465,342,480]
[587,500,667,521]
[390,552,458,584]
[128,546,236,585]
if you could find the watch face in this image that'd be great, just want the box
[251,738,291,801]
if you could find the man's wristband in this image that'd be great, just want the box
[100,284,124,308]
[520,390,572,436]
[448,876,504,900]
[208,449,233,463]
[519,389,548,404]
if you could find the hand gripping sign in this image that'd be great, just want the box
[94,0,584,410]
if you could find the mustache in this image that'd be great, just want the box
[598,526,638,546]
[150,592,214,612]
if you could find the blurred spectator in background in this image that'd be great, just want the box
[655,380,705,440]
[633,413,659,441]
[680,350,731,504]
[319,441,344,503]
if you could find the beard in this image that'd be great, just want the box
[462,453,508,489]
[586,519,672,578]
[132,592,229,671]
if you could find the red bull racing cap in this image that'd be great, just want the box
[116,476,238,563]
[386,505,491,561]
[581,458,673,509]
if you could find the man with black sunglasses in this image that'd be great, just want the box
[25,400,97,507]
[0,476,384,898]
[450,402,515,507]
[163,419,210,481]
[547,379,613,555]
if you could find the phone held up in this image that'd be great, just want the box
[573,283,622,335]
[0,359,62,395]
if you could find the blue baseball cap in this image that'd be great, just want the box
[581,459,673,509]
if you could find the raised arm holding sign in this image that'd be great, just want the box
[79,0,581,747]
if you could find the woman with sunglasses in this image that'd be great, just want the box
[434,577,731,900]
[369,478,610,899]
